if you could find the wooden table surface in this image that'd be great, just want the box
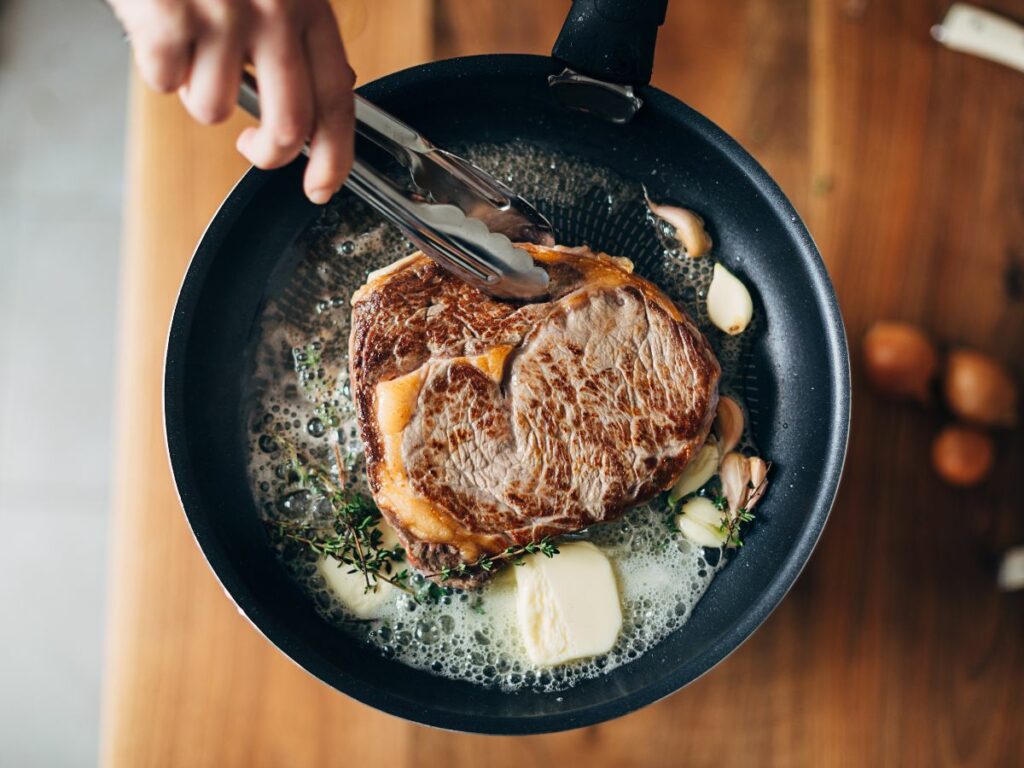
[100,1,1024,765]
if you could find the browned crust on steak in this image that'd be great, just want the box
[349,243,720,586]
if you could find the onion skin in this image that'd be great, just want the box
[862,322,938,403]
[931,425,995,487]
[943,349,1018,428]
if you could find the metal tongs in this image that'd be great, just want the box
[238,73,552,299]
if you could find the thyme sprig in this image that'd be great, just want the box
[275,516,414,594]
[264,434,560,599]
[266,436,414,596]
[718,508,756,548]
[428,538,560,582]
[667,468,767,550]
[717,470,770,549]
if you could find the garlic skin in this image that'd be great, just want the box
[668,442,719,503]
[675,496,727,547]
[706,263,753,335]
[719,452,771,547]
[714,396,744,457]
[747,457,769,509]
[719,452,752,516]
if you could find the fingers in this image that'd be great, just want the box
[235,7,314,171]
[178,22,244,124]
[117,0,354,205]
[302,3,355,203]
[127,2,194,93]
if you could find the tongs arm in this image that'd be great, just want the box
[237,72,550,299]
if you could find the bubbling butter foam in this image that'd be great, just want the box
[245,141,761,693]
[312,506,715,692]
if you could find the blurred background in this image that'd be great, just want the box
[0,1,126,763]
[1,0,1022,766]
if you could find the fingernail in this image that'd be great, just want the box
[307,188,333,205]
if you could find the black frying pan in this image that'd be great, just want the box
[165,0,850,734]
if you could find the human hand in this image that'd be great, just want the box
[109,0,355,204]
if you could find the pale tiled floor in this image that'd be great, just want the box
[0,1,127,764]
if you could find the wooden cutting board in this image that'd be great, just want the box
[100,1,1024,765]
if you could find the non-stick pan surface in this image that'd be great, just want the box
[165,54,849,733]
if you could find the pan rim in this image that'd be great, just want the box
[164,53,851,734]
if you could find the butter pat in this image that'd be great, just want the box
[514,541,622,666]
[318,556,395,619]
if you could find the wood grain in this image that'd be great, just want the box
[101,1,1024,765]
[100,3,432,766]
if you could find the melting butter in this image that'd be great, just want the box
[515,542,623,666]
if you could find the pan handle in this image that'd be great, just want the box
[552,0,668,86]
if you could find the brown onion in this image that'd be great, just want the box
[862,322,938,403]
[944,349,1018,427]
[931,425,995,487]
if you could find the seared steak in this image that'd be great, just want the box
[349,244,720,586]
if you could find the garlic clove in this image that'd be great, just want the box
[675,496,727,547]
[645,192,713,257]
[662,208,712,257]
[677,515,725,548]
[707,263,753,335]
[719,452,751,516]
[719,452,771,515]
[746,457,769,511]
[668,442,720,503]
[714,396,744,457]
